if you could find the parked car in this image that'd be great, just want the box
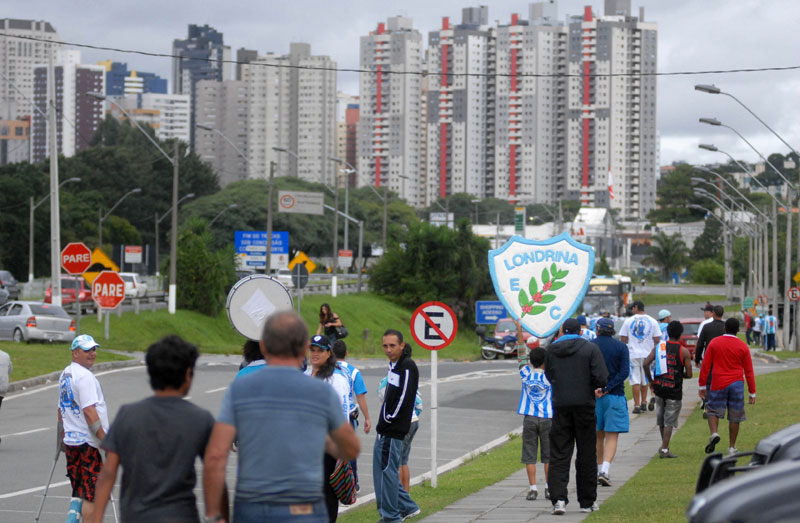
[680,318,704,360]
[0,270,20,300]
[120,272,148,298]
[0,301,76,343]
[0,287,8,306]
[275,268,294,288]
[45,276,93,308]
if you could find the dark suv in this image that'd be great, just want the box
[0,270,20,300]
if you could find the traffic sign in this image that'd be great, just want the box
[61,242,92,275]
[291,263,309,289]
[338,249,353,268]
[759,294,769,305]
[289,251,317,274]
[475,301,509,324]
[92,270,126,309]
[788,287,800,302]
[410,301,458,351]
[743,297,754,310]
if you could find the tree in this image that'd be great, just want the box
[691,218,723,261]
[690,259,725,284]
[642,232,688,282]
[595,253,611,275]
[369,220,493,326]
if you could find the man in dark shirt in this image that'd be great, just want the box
[545,318,608,516]
[593,318,630,488]
[695,305,725,366]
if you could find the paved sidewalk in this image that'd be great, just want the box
[420,380,701,522]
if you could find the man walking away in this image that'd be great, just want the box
[699,318,756,456]
[0,348,10,446]
[516,320,553,501]
[619,301,660,414]
[695,305,725,366]
[374,329,421,523]
[752,314,762,346]
[644,321,693,458]
[545,318,608,515]
[743,310,753,346]
[697,304,714,339]
[58,335,109,523]
[332,339,370,492]
[203,311,360,523]
[593,318,629,487]
[92,336,216,523]
[764,307,778,351]
[577,315,596,341]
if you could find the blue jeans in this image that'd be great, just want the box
[373,434,419,523]
[233,498,328,523]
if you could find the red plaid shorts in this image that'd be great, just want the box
[64,443,102,501]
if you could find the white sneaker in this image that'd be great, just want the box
[401,508,421,521]
[728,447,738,456]
[552,500,566,515]
[580,502,600,513]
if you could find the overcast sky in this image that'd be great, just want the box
[10,0,800,166]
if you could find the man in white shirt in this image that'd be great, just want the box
[58,335,109,522]
[619,301,661,415]
[696,304,714,339]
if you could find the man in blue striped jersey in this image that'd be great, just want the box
[593,317,630,488]
[516,320,553,501]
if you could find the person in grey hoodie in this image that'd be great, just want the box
[0,349,11,446]
[545,318,608,516]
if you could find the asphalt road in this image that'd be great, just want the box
[0,356,525,522]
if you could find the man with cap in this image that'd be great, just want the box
[577,315,597,341]
[57,335,109,522]
[696,304,714,340]
[619,301,661,415]
[593,317,629,488]
[545,318,608,515]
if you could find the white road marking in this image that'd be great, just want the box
[0,427,49,438]
[0,480,71,499]
[204,386,228,394]
[419,369,517,387]
[6,366,141,401]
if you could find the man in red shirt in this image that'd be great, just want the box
[698,318,756,456]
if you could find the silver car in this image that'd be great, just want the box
[0,301,76,343]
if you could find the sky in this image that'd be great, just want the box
[9,0,800,167]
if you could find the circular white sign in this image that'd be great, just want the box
[226,274,293,340]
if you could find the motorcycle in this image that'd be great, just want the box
[475,325,521,360]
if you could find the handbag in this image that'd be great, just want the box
[329,459,357,505]
[335,325,349,339]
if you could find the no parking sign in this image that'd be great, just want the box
[410,301,458,351]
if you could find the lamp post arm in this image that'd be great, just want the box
[724,124,794,187]
[717,149,788,211]
[366,184,385,202]
[694,167,771,222]
[106,98,174,164]
[102,189,140,222]
[723,91,800,158]
[210,128,247,162]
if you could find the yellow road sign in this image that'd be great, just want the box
[794,271,800,285]
[289,251,317,274]
[83,248,120,285]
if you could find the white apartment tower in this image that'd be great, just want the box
[246,43,336,184]
[426,7,494,203]
[194,79,248,186]
[358,17,423,207]
[566,0,657,219]
[109,93,191,143]
[0,19,62,120]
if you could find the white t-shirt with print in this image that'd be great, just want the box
[304,367,351,420]
[58,362,109,448]
[619,314,661,359]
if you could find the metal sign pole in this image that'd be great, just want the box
[104,310,109,340]
[431,349,438,487]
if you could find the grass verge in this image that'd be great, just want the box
[768,350,800,359]
[339,435,525,523]
[0,341,132,381]
[638,294,726,307]
[587,367,800,522]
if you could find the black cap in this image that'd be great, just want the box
[562,318,581,334]
[702,304,714,312]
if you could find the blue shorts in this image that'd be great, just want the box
[595,394,630,433]
[708,380,746,422]
[401,421,418,465]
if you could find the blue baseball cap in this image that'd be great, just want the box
[577,315,587,325]
[596,318,615,331]
[71,334,100,351]
[310,334,331,350]
[658,309,671,320]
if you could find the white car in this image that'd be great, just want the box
[275,268,294,288]
[119,272,148,298]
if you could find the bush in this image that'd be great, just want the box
[690,259,725,284]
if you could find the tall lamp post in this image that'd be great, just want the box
[365,184,389,252]
[471,199,481,225]
[154,193,195,277]
[98,188,142,247]
[209,203,238,227]
[29,177,80,282]
[328,157,355,250]
[88,91,181,314]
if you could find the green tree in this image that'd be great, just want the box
[690,259,725,284]
[595,253,611,275]
[369,220,493,326]
[642,232,688,282]
[174,218,236,316]
[691,218,723,261]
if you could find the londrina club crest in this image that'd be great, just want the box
[488,233,595,338]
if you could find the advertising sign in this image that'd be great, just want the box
[277,190,324,215]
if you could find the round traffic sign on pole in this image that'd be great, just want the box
[291,263,309,289]
[92,270,126,309]
[788,287,800,302]
[61,242,92,275]
[410,301,458,351]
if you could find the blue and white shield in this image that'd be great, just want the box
[488,233,595,338]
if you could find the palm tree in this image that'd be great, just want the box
[643,232,689,282]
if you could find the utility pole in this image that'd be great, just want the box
[332,173,340,295]
[382,186,388,251]
[48,54,61,307]
[168,142,179,314]
[265,161,275,273]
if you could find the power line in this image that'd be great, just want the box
[3,31,800,79]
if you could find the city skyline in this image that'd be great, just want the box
[5,1,800,169]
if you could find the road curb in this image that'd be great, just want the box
[6,359,143,394]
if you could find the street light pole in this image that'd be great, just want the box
[209,203,238,227]
[48,55,62,307]
[98,187,142,249]
[155,193,195,277]
[29,177,80,282]
[332,172,340,294]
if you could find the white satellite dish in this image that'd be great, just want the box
[226,274,293,341]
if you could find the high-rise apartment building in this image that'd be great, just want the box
[426,7,494,203]
[109,93,191,143]
[0,116,30,165]
[0,19,62,120]
[99,61,167,96]
[566,0,657,218]
[172,24,231,147]
[31,50,105,163]
[335,92,359,186]
[194,79,248,186]
[245,43,337,184]
[358,17,424,207]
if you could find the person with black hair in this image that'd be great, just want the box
[644,321,693,459]
[317,303,344,339]
[236,339,266,378]
[332,339,370,492]
[545,318,608,515]
[91,335,217,523]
